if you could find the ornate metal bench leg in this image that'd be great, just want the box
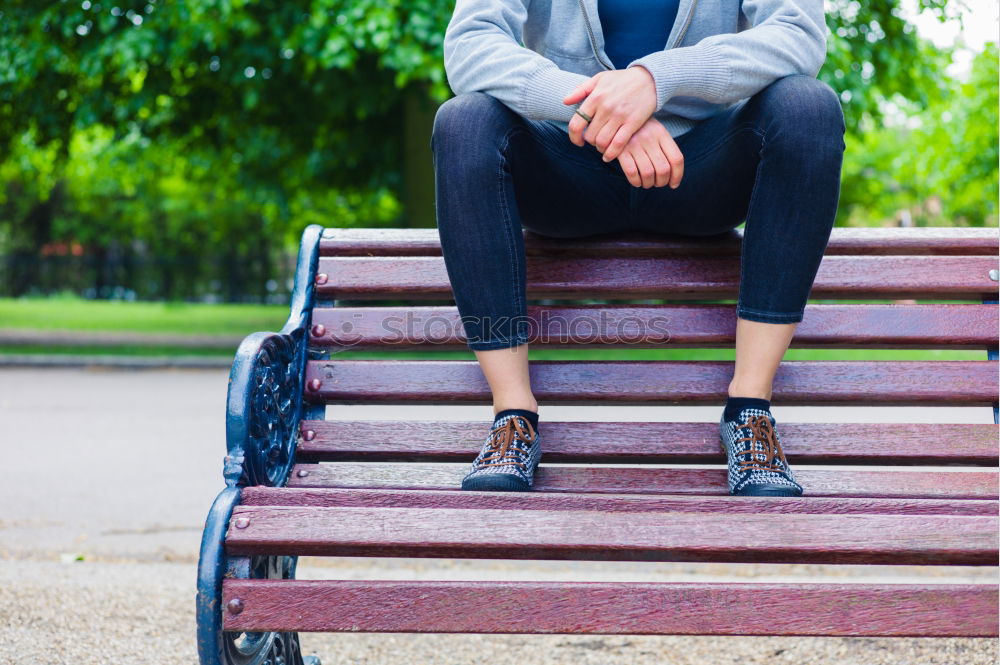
[197,225,325,664]
[197,487,321,665]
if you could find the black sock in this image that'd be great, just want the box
[493,408,539,431]
[724,396,771,422]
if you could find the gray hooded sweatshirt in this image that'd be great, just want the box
[442,0,827,138]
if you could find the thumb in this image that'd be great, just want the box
[563,76,598,105]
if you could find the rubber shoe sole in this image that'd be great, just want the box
[733,483,803,497]
[461,472,531,492]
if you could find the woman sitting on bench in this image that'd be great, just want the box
[431,0,846,496]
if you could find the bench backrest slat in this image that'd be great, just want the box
[286,463,999,500]
[304,359,997,405]
[241,486,1000,516]
[319,227,1000,257]
[224,504,998,565]
[310,303,999,349]
[316,255,999,300]
[222,579,999,637]
[293,420,999,466]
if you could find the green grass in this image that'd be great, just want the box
[0,296,287,335]
[0,345,234,357]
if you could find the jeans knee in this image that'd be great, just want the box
[431,91,509,154]
[760,74,846,151]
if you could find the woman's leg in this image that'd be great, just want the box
[474,345,536,415]
[431,91,633,414]
[633,73,847,399]
[633,73,846,495]
[431,91,636,491]
[728,319,795,400]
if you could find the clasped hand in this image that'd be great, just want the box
[562,67,684,189]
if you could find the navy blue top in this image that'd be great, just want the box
[597,0,680,70]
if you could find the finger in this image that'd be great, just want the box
[645,137,672,188]
[567,114,586,147]
[562,77,598,105]
[603,118,638,162]
[618,152,641,188]
[632,149,655,189]
[602,117,642,162]
[562,72,603,105]
[660,133,685,188]
[594,116,622,155]
[569,100,598,147]
[584,111,609,149]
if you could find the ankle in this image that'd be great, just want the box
[727,381,772,401]
[723,395,772,422]
[492,398,538,416]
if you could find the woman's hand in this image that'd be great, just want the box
[615,117,685,189]
[563,66,658,162]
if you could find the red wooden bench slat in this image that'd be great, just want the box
[304,360,998,406]
[314,255,999,300]
[309,303,999,350]
[223,505,997,565]
[239,486,1000,516]
[295,420,999,466]
[286,463,998,500]
[222,580,998,637]
[318,226,1000,257]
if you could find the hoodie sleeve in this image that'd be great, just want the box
[626,0,827,110]
[443,0,593,122]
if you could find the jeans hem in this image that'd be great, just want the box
[736,307,804,324]
[466,335,531,351]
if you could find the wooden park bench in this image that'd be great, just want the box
[196,223,999,665]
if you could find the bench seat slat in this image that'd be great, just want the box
[315,255,999,300]
[240,487,1000,516]
[318,227,1000,257]
[304,360,998,405]
[296,421,1000,466]
[224,506,997,565]
[222,580,998,637]
[309,303,999,350]
[287,463,998,500]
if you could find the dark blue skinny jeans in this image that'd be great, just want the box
[431,74,847,351]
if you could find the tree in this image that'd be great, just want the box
[839,43,998,227]
[0,0,990,299]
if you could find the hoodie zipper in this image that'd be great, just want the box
[669,0,698,49]
[576,0,614,70]
[577,0,699,71]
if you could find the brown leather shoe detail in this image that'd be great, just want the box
[474,416,536,471]
[733,413,790,474]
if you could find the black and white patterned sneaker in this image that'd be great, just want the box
[461,412,542,492]
[720,406,803,496]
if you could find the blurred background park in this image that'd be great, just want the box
[0,0,996,362]
[1,4,997,662]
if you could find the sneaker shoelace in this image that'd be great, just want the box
[473,416,536,471]
[733,413,790,474]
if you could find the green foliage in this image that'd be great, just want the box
[839,43,998,226]
[1,0,960,157]
[0,0,994,299]
[822,0,957,129]
[0,0,451,187]
[0,0,435,298]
